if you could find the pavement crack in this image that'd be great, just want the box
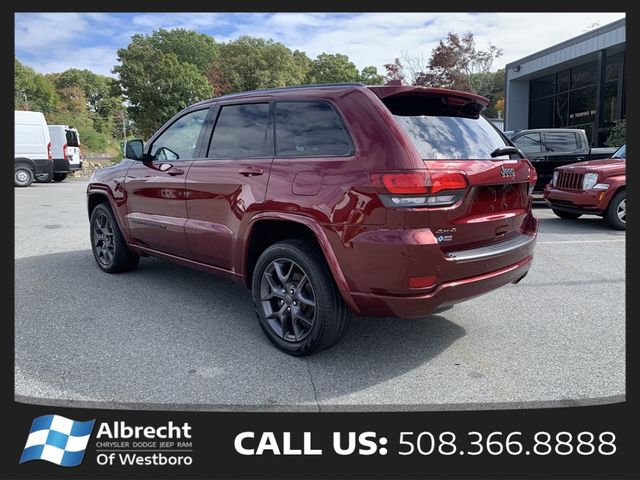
[305,359,321,412]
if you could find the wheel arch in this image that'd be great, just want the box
[241,214,359,313]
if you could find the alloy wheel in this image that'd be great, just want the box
[260,258,317,342]
[93,212,116,266]
[617,199,626,224]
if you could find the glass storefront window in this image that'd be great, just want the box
[553,93,569,127]
[556,70,570,93]
[569,86,596,126]
[530,74,555,100]
[571,61,597,89]
[605,53,623,82]
[530,97,553,128]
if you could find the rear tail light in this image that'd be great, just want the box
[370,170,468,207]
[47,142,52,160]
[63,143,68,159]
[528,165,537,195]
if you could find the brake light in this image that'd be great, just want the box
[375,172,430,194]
[528,164,538,195]
[431,172,468,194]
[63,143,68,159]
[47,142,52,160]
[370,170,468,208]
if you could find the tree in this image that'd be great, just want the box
[359,66,384,85]
[605,119,625,147]
[146,28,218,74]
[114,31,213,138]
[389,32,503,94]
[14,58,59,113]
[307,53,360,84]
[207,36,307,96]
[383,58,405,83]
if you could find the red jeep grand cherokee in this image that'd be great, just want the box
[544,145,626,230]
[87,83,538,355]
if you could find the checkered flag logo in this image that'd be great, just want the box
[20,415,95,467]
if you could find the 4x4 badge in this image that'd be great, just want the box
[500,167,516,178]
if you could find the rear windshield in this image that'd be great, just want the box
[65,129,79,147]
[385,95,510,159]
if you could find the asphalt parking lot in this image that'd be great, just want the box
[15,180,625,411]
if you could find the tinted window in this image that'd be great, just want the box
[275,102,353,156]
[544,132,579,152]
[65,129,79,147]
[529,97,553,128]
[151,109,208,160]
[530,74,555,99]
[514,133,542,154]
[209,103,271,158]
[571,61,597,89]
[393,114,510,160]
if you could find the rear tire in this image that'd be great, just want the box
[605,190,626,230]
[14,167,34,187]
[252,239,351,356]
[552,209,582,220]
[90,203,140,273]
[53,173,68,182]
[35,172,52,183]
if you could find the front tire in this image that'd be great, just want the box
[552,209,582,220]
[15,167,34,187]
[53,173,68,182]
[90,203,140,273]
[252,240,351,356]
[605,190,626,230]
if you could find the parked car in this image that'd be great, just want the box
[45,125,83,182]
[505,128,617,192]
[543,145,626,229]
[87,83,539,355]
[14,110,53,187]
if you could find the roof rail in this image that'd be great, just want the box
[204,83,366,102]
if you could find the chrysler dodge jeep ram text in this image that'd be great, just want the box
[544,144,626,229]
[87,83,539,355]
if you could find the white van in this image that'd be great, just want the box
[47,125,83,182]
[14,110,53,187]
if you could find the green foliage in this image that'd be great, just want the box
[307,53,360,84]
[359,66,384,85]
[146,28,218,74]
[208,36,307,96]
[114,31,213,138]
[605,119,625,147]
[15,58,59,113]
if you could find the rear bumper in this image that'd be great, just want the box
[53,158,83,173]
[33,159,53,176]
[350,255,533,318]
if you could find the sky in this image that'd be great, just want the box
[15,12,625,78]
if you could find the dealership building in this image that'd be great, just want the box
[504,18,625,146]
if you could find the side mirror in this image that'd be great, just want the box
[125,139,145,161]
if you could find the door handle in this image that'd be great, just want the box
[533,156,545,161]
[238,167,264,177]
[576,156,586,161]
[166,168,185,176]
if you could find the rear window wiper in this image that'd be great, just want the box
[490,146,521,158]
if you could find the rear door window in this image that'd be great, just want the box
[544,132,579,152]
[65,130,79,147]
[385,95,510,159]
[208,103,271,159]
[513,133,543,154]
[275,101,353,157]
